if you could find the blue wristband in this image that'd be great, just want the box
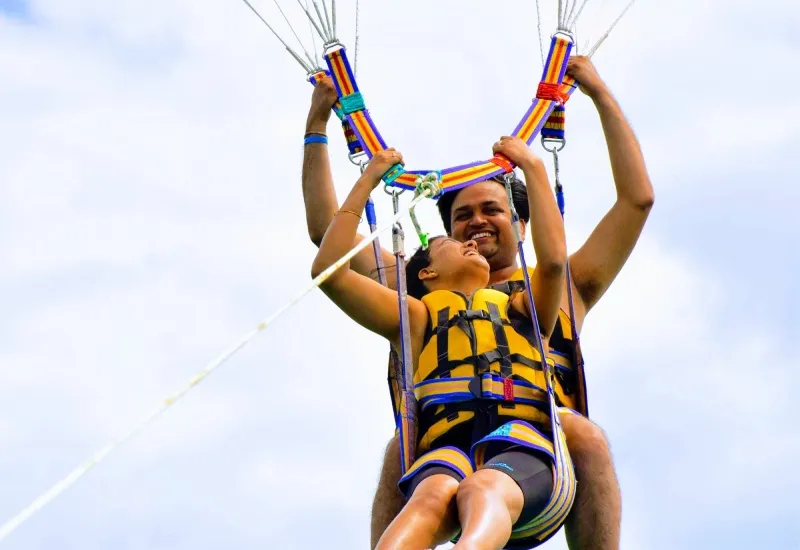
[304,135,328,145]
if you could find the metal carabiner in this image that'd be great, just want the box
[552,29,576,44]
[348,151,369,168]
[383,182,405,198]
[322,40,343,55]
[541,137,566,153]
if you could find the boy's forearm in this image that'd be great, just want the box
[520,160,567,274]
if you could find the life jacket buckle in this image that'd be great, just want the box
[468,375,483,399]
[467,373,515,403]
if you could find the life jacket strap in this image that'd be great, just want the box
[416,373,548,411]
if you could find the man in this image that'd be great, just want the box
[301,56,653,549]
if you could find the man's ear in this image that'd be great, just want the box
[518,219,527,240]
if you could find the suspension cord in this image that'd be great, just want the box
[543,133,587,416]
[239,0,316,73]
[0,184,435,543]
[390,189,418,475]
[587,0,637,58]
[502,173,561,435]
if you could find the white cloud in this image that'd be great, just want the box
[1,1,798,549]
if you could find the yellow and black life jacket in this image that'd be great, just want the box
[387,267,588,427]
[414,288,557,453]
[489,267,588,417]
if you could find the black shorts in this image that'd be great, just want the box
[406,445,553,526]
[481,445,554,526]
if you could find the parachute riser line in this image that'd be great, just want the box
[238,0,320,74]
[391,190,419,475]
[501,174,559,424]
[0,186,434,543]
[543,134,588,416]
[323,35,576,193]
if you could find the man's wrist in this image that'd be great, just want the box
[305,117,329,134]
[589,85,614,106]
[517,156,545,173]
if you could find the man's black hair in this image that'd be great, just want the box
[435,175,530,235]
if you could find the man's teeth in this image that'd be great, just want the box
[471,232,492,239]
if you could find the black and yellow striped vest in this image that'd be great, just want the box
[414,288,556,452]
[489,267,588,417]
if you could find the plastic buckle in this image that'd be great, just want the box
[468,375,484,399]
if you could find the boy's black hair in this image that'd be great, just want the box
[435,175,530,235]
[404,236,446,300]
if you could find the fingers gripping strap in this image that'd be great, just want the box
[308,70,360,155]
[542,75,579,141]
[511,35,573,145]
[320,38,574,194]
[383,163,405,185]
[323,48,407,185]
[490,154,515,173]
[397,446,474,498]
[308,71,346,121]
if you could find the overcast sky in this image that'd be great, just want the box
[1,0,799,549]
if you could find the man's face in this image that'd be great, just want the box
[449,181,523,272]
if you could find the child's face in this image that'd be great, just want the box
[448,181,521,273]
[426,237,490,282]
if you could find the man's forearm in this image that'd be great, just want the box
[593,90,654,209]
[302,116,339,246]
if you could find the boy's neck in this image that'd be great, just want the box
[487,263,520,285]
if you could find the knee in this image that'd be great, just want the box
[562,415,612,459]
[384,434,400,457]
[457,470,519,531]
[409,477,459,517]
[456,469,504,503]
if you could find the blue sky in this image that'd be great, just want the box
[0,0,28,20]
[1,0,798,549]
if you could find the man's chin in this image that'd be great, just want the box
[477,245,497,259]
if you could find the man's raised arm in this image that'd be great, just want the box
[565,57,655,314]
[301,75,397,288]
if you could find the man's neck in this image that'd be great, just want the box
[487,263,520,285]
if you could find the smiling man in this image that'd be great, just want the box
[299,56,653,550]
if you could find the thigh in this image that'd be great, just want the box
[559,411,612,459]
[370,436,405,547]
[481,447,554,526]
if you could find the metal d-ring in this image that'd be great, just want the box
[541,137,567,153]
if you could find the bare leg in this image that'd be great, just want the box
[375,474,460,550]
[452,469,524,550]
[561,413,621,550]
[370,435,406,549]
